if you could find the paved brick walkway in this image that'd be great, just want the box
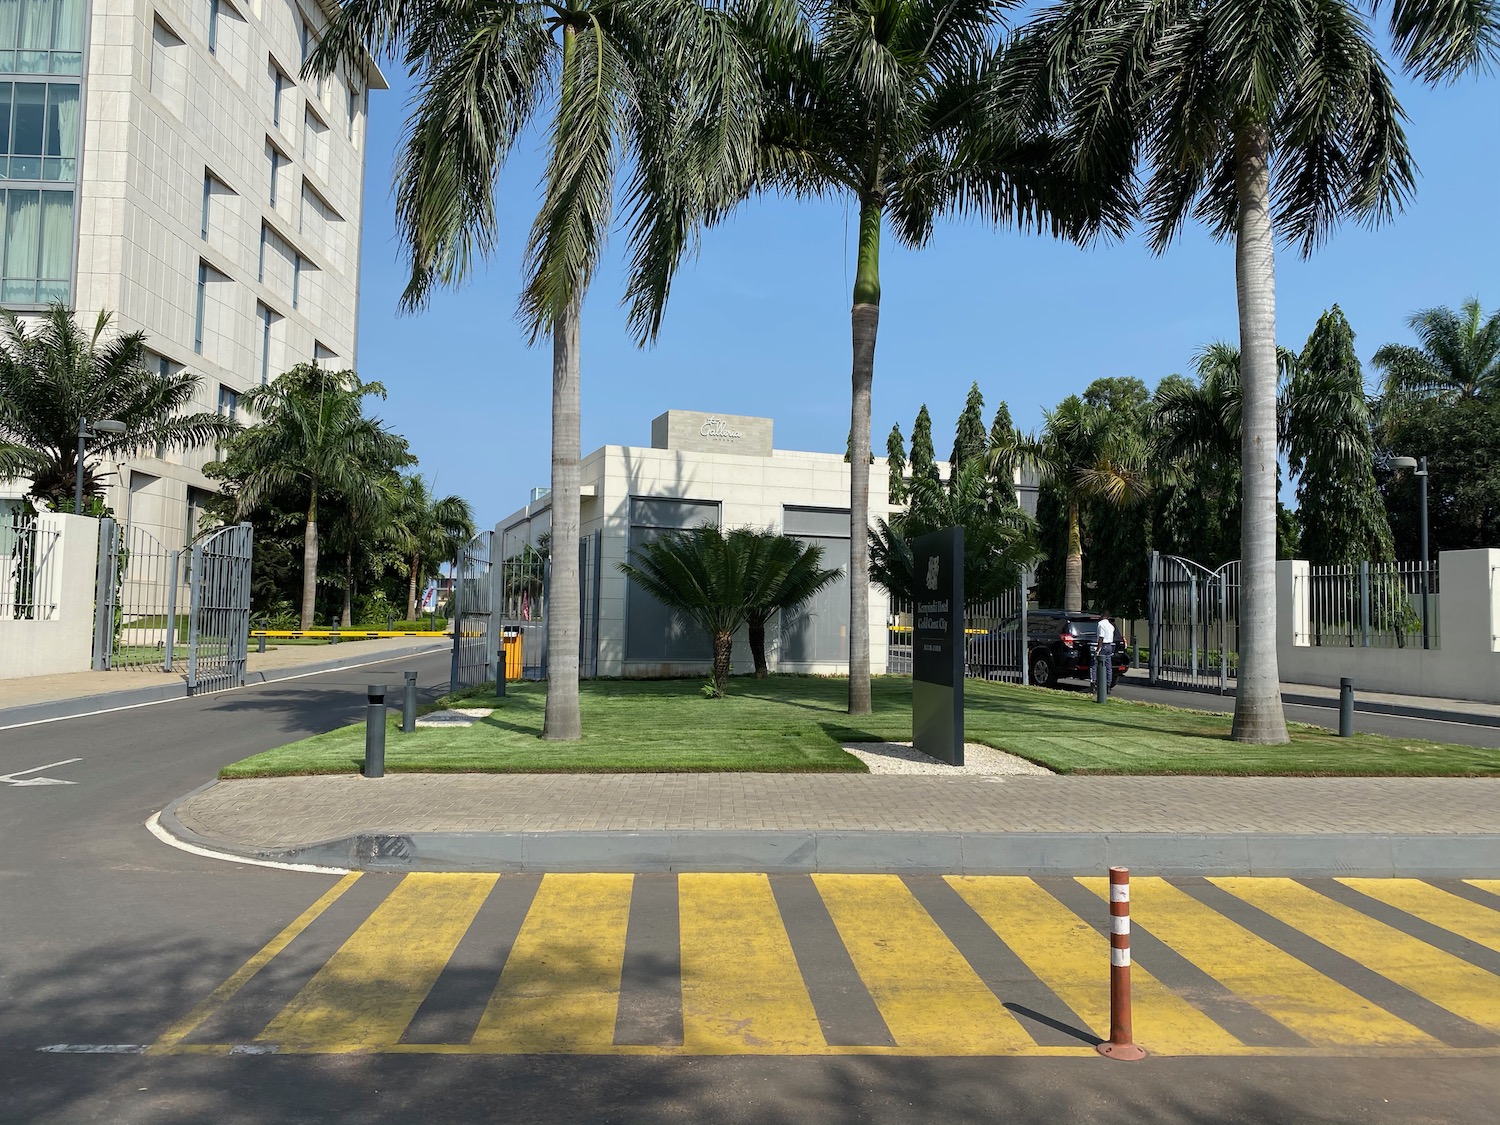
[174,774,1500,850]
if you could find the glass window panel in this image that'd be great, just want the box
[14,49,42,72]
[37,187,69,279]
[16,0,45,49]
[11,81,41,152]
[35,276,63,301]
[0,83,12,153]
[4,186,38,276]
[2,278,35,301]
[40,153,57,178]
[44,81,77,156]
[48,51,78,73]
[0,1,17,52]
[0,52,14,72]
[0,157,10,178]
[54,0,84,53]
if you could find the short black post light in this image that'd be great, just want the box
[1388,455,1430,650]
[74,418,126,514]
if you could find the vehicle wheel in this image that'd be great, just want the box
[1030,654,1055,688]
[1110,668,1123,689]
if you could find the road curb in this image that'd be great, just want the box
[0,642,448,728]
[151,792,1500,877]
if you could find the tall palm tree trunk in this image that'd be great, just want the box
[407,555,420,620]
[300,487,319,631]
[342,550,354,627]
[1230,120,1289,745]
[1064,497,1083,612]
[847,196,880,716]
[543,292,583,740]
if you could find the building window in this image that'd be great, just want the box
[150,19,187,118]
[0,81,81,180]
[217,384,239,421]
[346,79,359,141]
[0,187,73,304]
[257,303,275,384]
[271,61,285,126]
[0,0,86,76]
[291,253,301,308]
[266,142,282,205]
[193,261,207,353]
[256,223,265,281]
[200,172,212,238]
[625,497,721,661]
[208,0,220,54]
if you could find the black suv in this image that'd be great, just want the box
[1018,610,1129,689]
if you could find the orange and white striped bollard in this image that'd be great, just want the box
[1096,865,1147,1060]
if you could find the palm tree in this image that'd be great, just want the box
[394,475,476,620]
[991,396,1146,612]
[1372,298,1500,406]
[618,525,756,697]
[0,305,235,507]
[1006,0,1497,744]
[734,528,842,678]
[229,364,412,630]
[325,470,403,627]
[312,1,754,741]
[871,460,1039,603]
[744,0,1115,715]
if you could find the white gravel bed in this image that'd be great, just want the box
[842,741,1054,776]
[415,707,495,728]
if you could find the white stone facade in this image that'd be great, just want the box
[495,411,894,679]
[1,1,383,550]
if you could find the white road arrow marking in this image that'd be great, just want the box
[0,758,81,786]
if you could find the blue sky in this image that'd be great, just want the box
[350,60,1498,534]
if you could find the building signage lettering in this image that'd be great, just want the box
[699,417,744,443]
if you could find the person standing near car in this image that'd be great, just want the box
[1091,611,1117,688]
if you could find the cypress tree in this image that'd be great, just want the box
[886,423,908,504]
[949,381,988,482]
[909,405,939,490]
[987,401,1017,507]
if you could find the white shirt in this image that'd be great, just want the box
[1097,618,1116,645]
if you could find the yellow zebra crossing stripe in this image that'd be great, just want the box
[679,873,826,1054]
[1102,878,1434,1047]
[470,873,634,1053]
[1342,879,1500,954]
[812,874,1033,1054]
[1214,878,1500,1037]
[263,873,495,1052]
[148,874,1500,1059]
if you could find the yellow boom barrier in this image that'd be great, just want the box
[250,630,451,639]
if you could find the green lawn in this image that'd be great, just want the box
[219,676,1500,779]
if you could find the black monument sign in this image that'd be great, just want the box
[911,526,964,765]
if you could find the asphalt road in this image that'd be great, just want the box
[1,656,1495,1124]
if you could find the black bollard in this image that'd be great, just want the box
[495,634,507,698]
[403,670,418,733]
[257,633,266,653]
[364,684,387,777]
[1338,677,1354,737]
[1095,648,1109,704]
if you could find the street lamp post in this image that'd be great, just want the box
[73,418,127,515]
[1389,455,1431,649]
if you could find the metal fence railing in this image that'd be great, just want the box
[888,585,1025,682]
[1,515,61,621]
[1295,559,1438,650]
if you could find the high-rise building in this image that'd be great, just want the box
[0,0,383,545]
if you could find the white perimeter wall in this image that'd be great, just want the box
[0,514,102,679]
[1277,549,1500,703]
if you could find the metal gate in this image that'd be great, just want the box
[186,523,254,693]
[451,530,494,689]
[888,583,1027,682]
[94,522,190,672]
[1147,552,1240,692]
